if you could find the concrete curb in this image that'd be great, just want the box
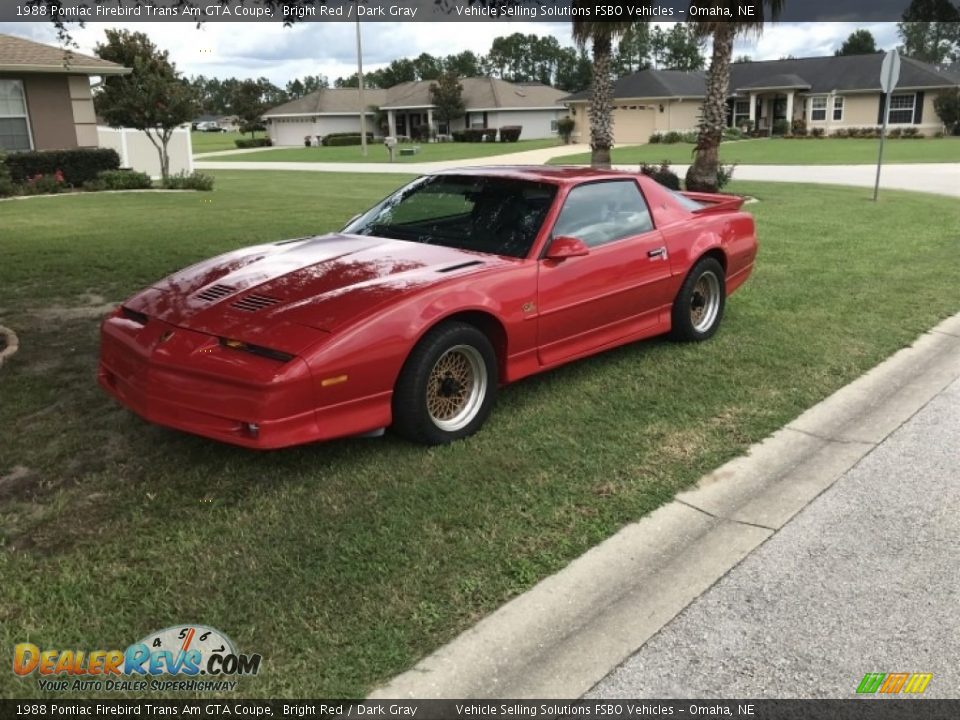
[370,311,960,700]
[0,325,19,368]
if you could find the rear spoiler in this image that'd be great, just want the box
[682,192,747,214]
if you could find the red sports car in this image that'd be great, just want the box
[99,167,757,448]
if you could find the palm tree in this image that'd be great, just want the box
[685,2,786,192]
[571,18,638,168]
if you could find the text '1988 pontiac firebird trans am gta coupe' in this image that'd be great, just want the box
[99,166,757,448]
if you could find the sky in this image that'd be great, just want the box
[0,21,903,87]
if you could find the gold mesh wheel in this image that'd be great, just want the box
[426,345,487,432]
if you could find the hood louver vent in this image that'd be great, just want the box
[196,284,235,302]
[437,260,484,273]
[231,294,282,312]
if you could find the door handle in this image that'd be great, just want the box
[647,247,667,259]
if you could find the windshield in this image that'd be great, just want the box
[343,175,558,259]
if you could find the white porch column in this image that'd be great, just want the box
[748,92,757,127]
[785,90,795,132]
[427,108,434,139]
[826,90,835,134]
[387,109,397,138]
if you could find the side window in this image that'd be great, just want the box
[551,181,653,248]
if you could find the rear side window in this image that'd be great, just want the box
[671,190,706,211]
[551,180,654,248]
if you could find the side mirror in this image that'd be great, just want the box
[545,235,589,260]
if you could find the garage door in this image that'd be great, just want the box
[612,106,656,145]
[271,119,316,147]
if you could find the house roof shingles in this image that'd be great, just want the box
[562,53,960,103]
[0,33,129,75]
[264,76,567,117]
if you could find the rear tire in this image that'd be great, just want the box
[670,257,726,342]
[392,322,498,445]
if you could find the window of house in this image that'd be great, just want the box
[810,96,827,122]
[888,93,916,124]
[733,99,751,126]
[833,96,844,121]
[0,79,31,151]
[551,181,653,248]
[550,119,559,132]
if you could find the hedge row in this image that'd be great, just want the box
[235,137,272,148]
[5,148,120,186]
[321,132,374,147]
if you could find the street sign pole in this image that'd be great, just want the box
[874,49,901,202]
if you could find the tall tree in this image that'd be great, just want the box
[429,72,466,132]
[685,2,786,192]
[614,23,653,77]
[663,23,707,70]
[231,79,269,137]
[734,54,753,63]
[897,0,960,63]
[412,53,443,81]
[94,29,196,182]
[835,29,879,55]
[555,46,594,92]
[443,51,484,78]
[572,14,637,168]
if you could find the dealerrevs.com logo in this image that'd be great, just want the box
[14,625,262,693]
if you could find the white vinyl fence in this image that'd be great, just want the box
[97,127,194,178]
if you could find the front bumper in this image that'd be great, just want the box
[99,313,323,449]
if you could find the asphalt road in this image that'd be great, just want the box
[588,374,960,699]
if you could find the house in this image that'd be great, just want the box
[562,53,960,145]
[263,77,569,146]
[0,33,130,152]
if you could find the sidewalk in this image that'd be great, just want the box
[371,312,960,699]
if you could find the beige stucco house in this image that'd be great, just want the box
[0,33,130,152]
[264,77,568,146]
[563,54,959,145]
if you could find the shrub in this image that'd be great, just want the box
[901,126,922,138]
[716,164,736,190]
[792,118,807,136]
[451,130,466,142]
[162,171,214,191]
[832,128,850,138]
[772,119,790,136]
[662,131,683,144]
[20,169,67,195]
[557,117,575,144]
[934,129,945,138]
[5,147,119,186]
[320,132,373,147]
[0,152,13,198]
[933,88,960,135]
[811,127,825,138]
[235,137,272,149]
[96,169,153,190]
[499,125,523,142]
[722,127,745,141]
[640,161,680,190]
[648,131,662,144]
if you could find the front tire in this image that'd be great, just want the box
[670,257,726,342]
[392,322,498,445]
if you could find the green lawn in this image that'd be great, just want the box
[190,130,247,154]
[549,137,960,166]
[216,138,561,163]
[2,173,959,699]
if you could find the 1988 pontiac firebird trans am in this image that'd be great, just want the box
[99,166,757,448]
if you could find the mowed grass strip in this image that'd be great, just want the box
[1,173,959,698]
[549,136,960,166]
[215,138,561,163]
[191,130,249,154]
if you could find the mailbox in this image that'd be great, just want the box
[384,136,398,162]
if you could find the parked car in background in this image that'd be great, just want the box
[195,121,228,133]
[99,167,758,449]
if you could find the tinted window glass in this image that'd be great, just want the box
[552,181,653,248]
[344,175,557,259]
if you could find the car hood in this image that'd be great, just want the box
[124,233,505,348]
